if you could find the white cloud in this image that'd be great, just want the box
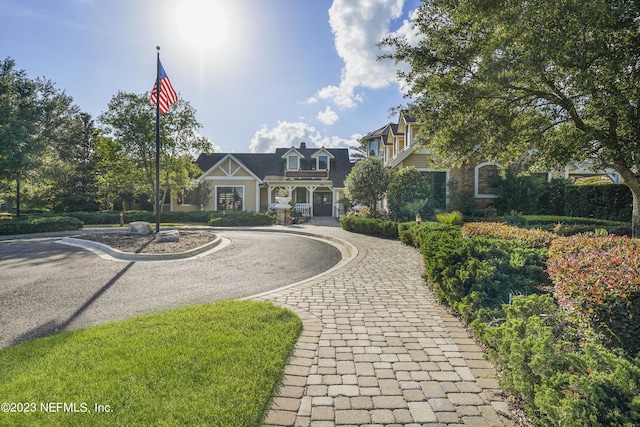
[315,0,406,108]
[249,121,359,153]
[317,106,339,125]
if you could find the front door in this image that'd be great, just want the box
[313,192,333,217]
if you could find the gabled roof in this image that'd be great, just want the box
[195,146,353,188]
[360,123,398,146]
[311,147,335,159]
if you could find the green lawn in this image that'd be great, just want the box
[0,300,301,426]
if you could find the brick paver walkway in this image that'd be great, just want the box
[252,221,514,426]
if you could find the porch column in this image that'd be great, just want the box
[306,186,317,217]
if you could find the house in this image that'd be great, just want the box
[170,142,353,218]
[361,111,622,213]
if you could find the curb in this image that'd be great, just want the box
[57,232,226,262]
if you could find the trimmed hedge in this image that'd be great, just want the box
[0,216,83,235]
[565,184,632,222]
[401,222,548,322]
[547,235,640,356]
[462,222,556,248]
[207,211,275,226]
[339,216,399,239]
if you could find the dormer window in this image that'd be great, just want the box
[317,155,328,170]
[288,155,299,170]
[311,148,334,172]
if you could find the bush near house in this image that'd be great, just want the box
[208,211,275,227]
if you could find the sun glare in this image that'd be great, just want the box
[176,1,230,52]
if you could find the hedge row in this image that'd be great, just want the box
[565,184,632,222]
[462,222,557,248]
[400,222,548,322]
[339,216,399,239]
[547,235,640,356]
[208,211,275,226]
[0,216,83,235]
[1,211,275,235]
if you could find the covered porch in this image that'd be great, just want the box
[263,180,346,218]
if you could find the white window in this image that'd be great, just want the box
[288,155,299,170]
[317,155,329,170]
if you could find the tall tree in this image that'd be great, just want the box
[381,0,640,235]
[99,92,211,211]
[344,156,393,211]
[0,58,78,216]
[48,112,102,211]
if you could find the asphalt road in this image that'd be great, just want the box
[0,230,342,349]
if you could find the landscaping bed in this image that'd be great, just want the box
[76,231,216,254]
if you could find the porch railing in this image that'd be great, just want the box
[294,203,312,217]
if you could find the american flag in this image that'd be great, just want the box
[151,60,178,114]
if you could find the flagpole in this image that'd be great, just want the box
[155,46,161,234]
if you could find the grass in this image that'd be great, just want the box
[0,300,302,427]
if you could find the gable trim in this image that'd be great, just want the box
[198,154,262,183]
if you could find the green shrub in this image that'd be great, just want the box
[435,210,464,225]
[208,211,275,226]
[462,222,557,248]
[565,184,632,222]
[398,221,454,248]
[547,235,640,356]
[0,216,83,235]
[420,226,548,322]
[475,294,640,427]
[339,216,399,239]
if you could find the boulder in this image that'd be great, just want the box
[128,221,152,235]
[155,230,180,243]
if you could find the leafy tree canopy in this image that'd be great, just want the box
[344,156,392,211]
[381,0,640,234]
[99,92,211,210]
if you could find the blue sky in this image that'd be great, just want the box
[1,0,421,153]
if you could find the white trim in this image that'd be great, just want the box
[416,168,451,210]
[198,154,262,182]
[202,175,255,181]
[474,162,500,199]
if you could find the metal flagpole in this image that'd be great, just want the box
[155,46,161,234]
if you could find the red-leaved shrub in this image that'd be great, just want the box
[547,235,640,355]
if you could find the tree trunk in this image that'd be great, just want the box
[16,173,21,218]
[613,168,640,238]
[632,189,640,238]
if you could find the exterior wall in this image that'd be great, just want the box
[401,152,433,169]
[201,178,258,212]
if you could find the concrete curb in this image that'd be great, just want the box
[57,231,226,262]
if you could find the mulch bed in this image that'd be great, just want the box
[75,231,216,254]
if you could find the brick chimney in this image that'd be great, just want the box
[299,141,306,149]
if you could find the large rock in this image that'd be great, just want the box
[128,221,152,235]
[155,230,180,243]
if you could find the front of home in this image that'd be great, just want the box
[171,143,353,218]
[361,111,622,213]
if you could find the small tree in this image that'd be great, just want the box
[344,157,392,212]
[387,166,430,221]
